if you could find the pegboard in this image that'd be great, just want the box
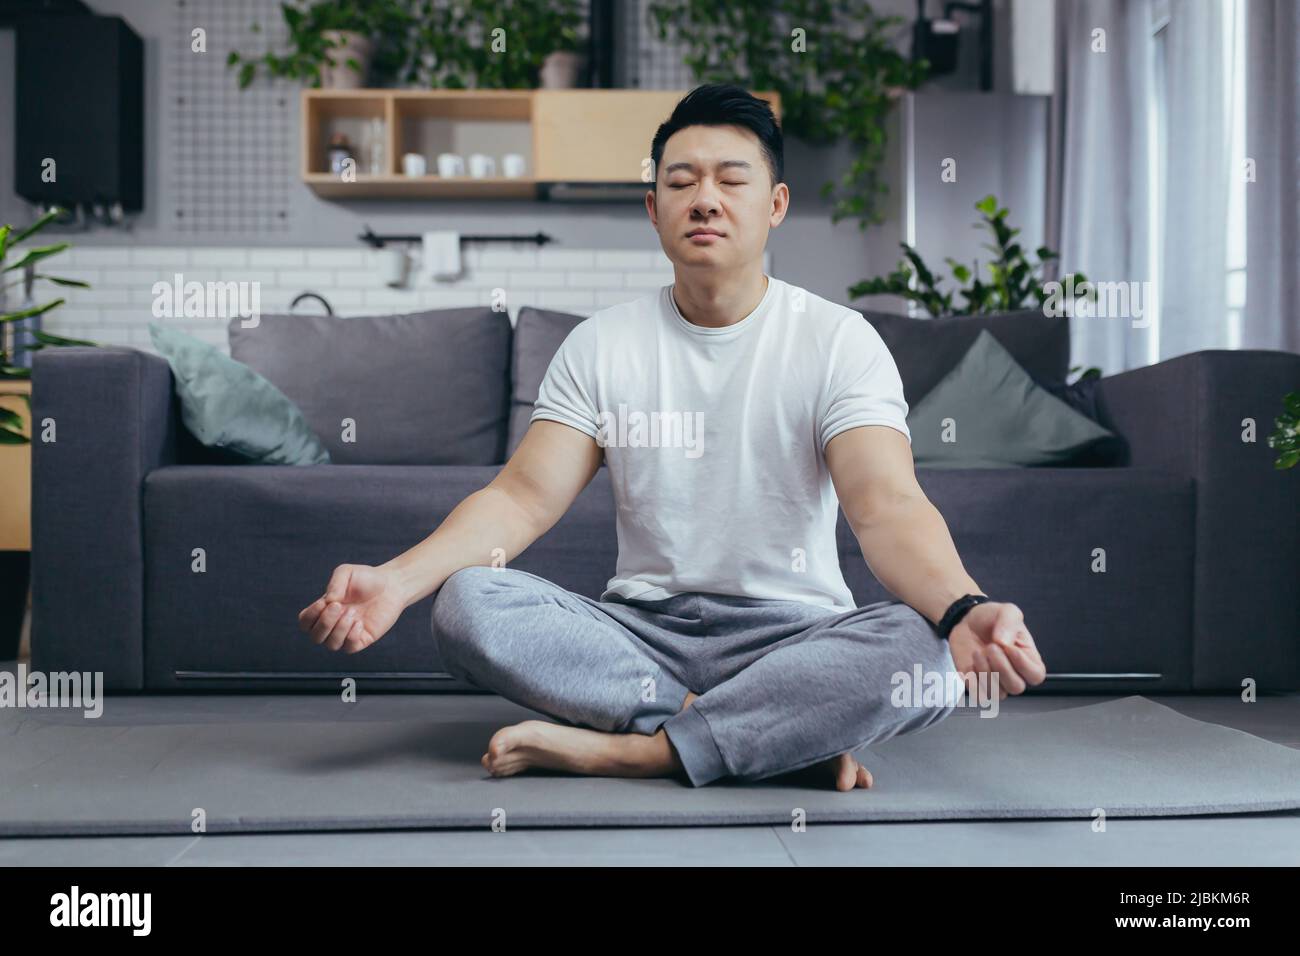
[630,0,695,90]
[168,0,293,233]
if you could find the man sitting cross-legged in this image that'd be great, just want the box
[298,84,1047,790]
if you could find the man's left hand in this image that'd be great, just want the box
[947,602,1047,703]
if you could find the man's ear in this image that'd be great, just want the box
[645,188,657,226]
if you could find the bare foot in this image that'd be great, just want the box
[817,752,874,791]
[481,720,677,779]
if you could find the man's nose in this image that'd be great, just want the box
[690,180,721,216]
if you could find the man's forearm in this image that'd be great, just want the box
[380,485,543,608]
[852,495,983,626]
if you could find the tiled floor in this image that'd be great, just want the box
[2,662,1297,866]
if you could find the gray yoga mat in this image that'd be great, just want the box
[2,694,1299,835]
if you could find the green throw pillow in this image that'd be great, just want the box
[908,328,1115,468]
[148,323,330,465]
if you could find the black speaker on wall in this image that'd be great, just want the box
[14,14,144,212]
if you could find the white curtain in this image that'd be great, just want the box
[1050,0,1153,375]
[1243,0,1300,353]
[1050,0,1286,371]
[1159,0,1231,359]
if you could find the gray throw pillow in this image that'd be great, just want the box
[507,306,586,458]
[148,323,330,465]
[857,308,1070,407]
[228,308,511,465]
[908,329,1115,468]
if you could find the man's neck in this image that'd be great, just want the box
[671,268,769,330]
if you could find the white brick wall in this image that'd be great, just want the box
[37,245,772,354]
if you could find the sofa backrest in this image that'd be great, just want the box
[857,308,1071,406]
[228,308,512,465]
[505,305,1073,455]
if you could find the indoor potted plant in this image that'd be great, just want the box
[228,0,413,89]
[1,207,99,662]
[849,194,1093,319]
[536,1,587,88]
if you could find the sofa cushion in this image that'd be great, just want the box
[507,306,586,457]
[857,308,1070,407]
[228,308,511,465]
[908,329,1115,468]
[148,322,330,465]
[141,462,619,689]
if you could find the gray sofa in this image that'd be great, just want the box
[29,305,1300,694]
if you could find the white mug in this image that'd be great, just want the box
[401,152,427,177]
[502,153,526,178]
[468,153,496,178]
[437,153,465,178]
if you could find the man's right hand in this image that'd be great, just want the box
[298,564,406,654]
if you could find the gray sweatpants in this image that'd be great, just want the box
[430,565,963,787]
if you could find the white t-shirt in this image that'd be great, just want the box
[529,275,911,612]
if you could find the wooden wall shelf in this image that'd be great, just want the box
[301,88,782,200]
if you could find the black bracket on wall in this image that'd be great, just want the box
[357,226,554,249]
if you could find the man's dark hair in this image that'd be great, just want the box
[650,83,784,189]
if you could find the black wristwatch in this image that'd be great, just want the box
[936,594,991,640]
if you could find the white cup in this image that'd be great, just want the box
[437,153,465,177]
[468,153,496,178]
[401,152,427,177]
[502,153,526,178]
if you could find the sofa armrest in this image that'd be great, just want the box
[30,346,180,690]
[1097,349,1300,690]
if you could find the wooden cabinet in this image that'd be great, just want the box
[301,88,781,200]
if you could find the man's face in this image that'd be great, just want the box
[646,123,788,272]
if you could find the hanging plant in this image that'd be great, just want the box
[647,0,928,230]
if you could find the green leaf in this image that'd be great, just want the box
[1,298,64,323]
[975,194,998,216]
[12,208,64,243]
[32,329,98,347]
[2,243,68,272]
[35,274,90,288]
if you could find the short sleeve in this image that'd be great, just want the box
[529,318,601,439]
[819,315,911,452]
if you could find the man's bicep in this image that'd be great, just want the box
[493,419,604,537]
[824,424,923,531]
